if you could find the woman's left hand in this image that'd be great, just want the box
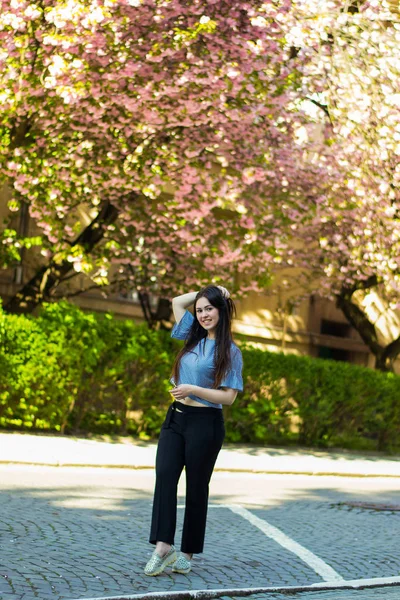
[170,384,194,400]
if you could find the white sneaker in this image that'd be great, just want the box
[144,546,177,576]
[172,553,192,574]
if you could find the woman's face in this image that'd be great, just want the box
[195,296,220,334]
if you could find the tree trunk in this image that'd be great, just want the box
[138,292,172,328]
[336,282,400,372]
[4,200,120,314]
[375,336,400,373]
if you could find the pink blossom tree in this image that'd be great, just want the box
[1,0,312,313]
[2,0,400,372]
[253,0,400,371]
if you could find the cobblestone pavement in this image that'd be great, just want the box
[253,500,400,582]
[0,465,399,600]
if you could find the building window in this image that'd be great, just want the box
[318,346,349,362]
[318,319,351,362]
[320,319,351,338]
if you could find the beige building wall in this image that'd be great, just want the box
[233,291,372,366]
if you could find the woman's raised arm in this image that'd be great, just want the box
[172,292,198,323]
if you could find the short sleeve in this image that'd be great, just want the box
[171,310,195,340]
[219,345,243,391]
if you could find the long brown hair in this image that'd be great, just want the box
[172,286,236,388]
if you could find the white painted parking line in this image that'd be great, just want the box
[226,504,344,582]
[178,503,344,582]
[70,575,400,600]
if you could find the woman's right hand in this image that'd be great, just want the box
[217,285,230,298]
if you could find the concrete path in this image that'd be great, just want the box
[1,431,400,477]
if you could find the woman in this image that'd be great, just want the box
[144,285,243,576]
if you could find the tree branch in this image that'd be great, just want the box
[345,275,379,295]
[10,118,33,149]
[52,283,108,299]
[336,276,400,371]
[336,284,383,357]
[4,198,124,314]
[378,335,400,372]
[304,97,333,125]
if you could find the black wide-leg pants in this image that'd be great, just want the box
[149,401,225,554]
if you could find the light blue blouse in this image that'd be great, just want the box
[171,310,243,409]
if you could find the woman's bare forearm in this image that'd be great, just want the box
[190,385,237,406]
[172,292,198,322]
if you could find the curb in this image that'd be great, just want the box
[1,460,400,478]
[68,576,400,600]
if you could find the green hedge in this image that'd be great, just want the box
[0,301,175,437]
[1,301,399,451]
[225,348,400,451]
